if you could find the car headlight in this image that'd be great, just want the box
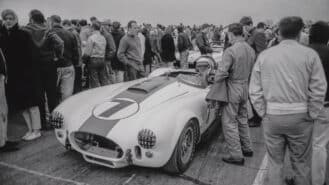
[50,111,64,129]
[138,129,156,149]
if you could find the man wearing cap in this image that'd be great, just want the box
[215,23,255,165]
[100,19,116,84]
[49,15,79,102]
[196,24,213,55]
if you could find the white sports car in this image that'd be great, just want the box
[51,62,218,173]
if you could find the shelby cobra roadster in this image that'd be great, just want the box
[50,57,219,173]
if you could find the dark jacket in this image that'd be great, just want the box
[111,29,125,70]
[102,30,116,61]
[143,33,154,65]
[67,27,82,66]
[196,32,213,54]
[309,43,329,101]
[23,23,64,68]
[160,33,176,62]
[0,24,42,113]
[247,28,267,55]
[177,32,191,52]
[51,25,79,67]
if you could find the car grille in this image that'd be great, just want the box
[72,132,123,158]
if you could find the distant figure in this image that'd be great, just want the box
[110,21,125,83]
[160,26,176,68]
[177,25,191,69]
[117,20,144,81]
[141,28,154,73]
[83,22,109,88]
[196,24,213,55]
[249,17,327,185]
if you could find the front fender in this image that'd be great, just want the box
[135,109,200,167]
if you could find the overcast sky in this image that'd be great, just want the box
[1,0,328,26]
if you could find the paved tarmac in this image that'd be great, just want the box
[0,115,267,185]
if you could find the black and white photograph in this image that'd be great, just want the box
[0,0,329,185]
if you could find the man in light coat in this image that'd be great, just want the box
[249,17,327,185]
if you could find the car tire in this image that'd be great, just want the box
[163,119,197,174]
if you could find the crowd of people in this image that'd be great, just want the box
[0,8,328,185]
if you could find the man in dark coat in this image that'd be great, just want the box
[23,9,64,130]
[160,26,176,67]
[196,24,213,55]
[49,15,78,102]
[0,9,43,140]
[142,28,154,73]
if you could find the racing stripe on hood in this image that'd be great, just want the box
[78,76,176,137]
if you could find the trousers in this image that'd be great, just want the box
[312,107,329,185]
[263,113,313,185]
[57,65,75,102]
[221,101,253,158]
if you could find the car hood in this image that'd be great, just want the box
[59,76,194,137]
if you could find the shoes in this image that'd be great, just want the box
[222,156,245,166]
[242,150,253,157]
[22,132,32,140]
[0,141,19,152]
[23,131,41,141]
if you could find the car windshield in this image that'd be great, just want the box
[176,73,208,89]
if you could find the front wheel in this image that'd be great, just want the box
[163,119,197,174]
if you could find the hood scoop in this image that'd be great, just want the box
[127,77,172,94]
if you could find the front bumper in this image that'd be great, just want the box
[69,132,131,168]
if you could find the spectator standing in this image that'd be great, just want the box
[117,20,144,81]
[1,9,43,140]
[100,19,116,84]
[196,24,213,55]
[110,21,125,83]
[177,25,191,69]
[249,17,327,185]
[240,17,267,56]
[49,15,78,102]
[83,22,109,88]
[141,28,154,73]
[24,9,64,130]
[62,20,83,93]
[79,19,92,53]
[215,23,255,165]
[308,21,329,185]
[160,26,176,68]
[240,17,266,128]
